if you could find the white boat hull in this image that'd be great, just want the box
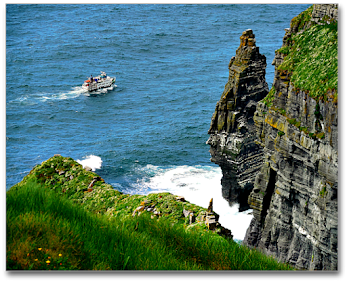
[82,73,116,92]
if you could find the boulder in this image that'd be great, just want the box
[84,166,92,172]
[175,196,186,202]
[132,206,145,217]
[205,214,217,230]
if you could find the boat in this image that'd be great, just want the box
[82,71,116,92]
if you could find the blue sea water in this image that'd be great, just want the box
[6,4,310,239]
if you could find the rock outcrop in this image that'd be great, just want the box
[207,29,268,211]
[311,4,338,25]
[208,4,338,270]
[132,196,233,239]
[244,4,338,271]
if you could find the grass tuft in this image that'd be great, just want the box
[277,6,337,101]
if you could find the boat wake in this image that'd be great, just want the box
[38,86,87,102]
[9,85,117,105]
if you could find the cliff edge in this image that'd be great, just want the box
[245,4,338,270]
[207,4,338,270]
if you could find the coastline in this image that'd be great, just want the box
[6,155,294,271]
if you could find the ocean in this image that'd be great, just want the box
[6,4,310,240]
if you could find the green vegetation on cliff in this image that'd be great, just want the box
[277,6,338,101]
[10,156,213,225]
[7,156,294,271]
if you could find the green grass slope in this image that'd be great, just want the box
[264,5,338,104]
[7,156,294,270]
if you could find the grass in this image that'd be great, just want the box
[276,6,338,101]
[261,86,275,107]
[7,158,295,271]
[13,156,210,225]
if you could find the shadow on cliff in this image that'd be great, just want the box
[221,178,253,212]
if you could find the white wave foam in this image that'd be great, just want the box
[38,86,87,102]
[76,155,103,171]
[132,165,252,240]
[14,95,29,103]
[9,95,37,106]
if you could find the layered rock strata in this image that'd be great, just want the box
[207,4,338,270]
[207,29,268,211]
[243,4,338,270]
[311,4,338,24]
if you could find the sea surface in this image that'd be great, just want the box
[6,4,310,240]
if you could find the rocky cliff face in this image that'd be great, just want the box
[208,4,338,270]
[244,4,338,271]
[206,29,268,211]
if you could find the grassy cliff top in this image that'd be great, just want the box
[7,155,294,270]
[276,5,338,101]
[9,155,210,224]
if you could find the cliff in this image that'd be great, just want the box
[207,29,268,211]
[207,4,338,270]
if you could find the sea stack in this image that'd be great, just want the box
[207,29,268,211]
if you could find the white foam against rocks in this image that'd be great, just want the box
[76,155,103,171]
[131,164,253,240]
[74,158,253,240]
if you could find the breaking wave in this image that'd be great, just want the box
[122,164,253,240]
[76,155,103,171]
